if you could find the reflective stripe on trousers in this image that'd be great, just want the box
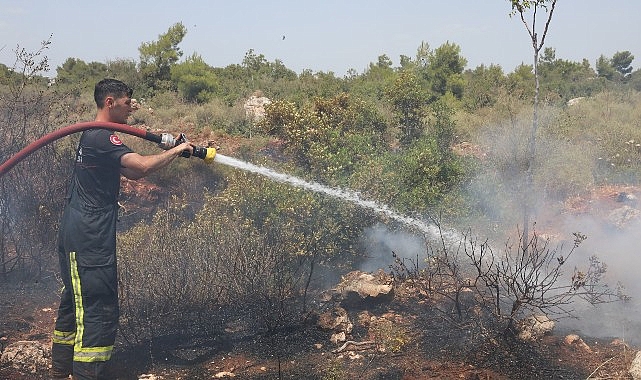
[52,329,75,345]
[69,251,114,363]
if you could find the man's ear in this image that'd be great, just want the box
[104,96,115,109]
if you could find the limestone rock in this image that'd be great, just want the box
[629,351,641,379]
[244,93,271,121]
[607,205,641,229]
[332,270,394,307]
[516,315,555,341]
[563,334,592,352]
[318,307,353,334]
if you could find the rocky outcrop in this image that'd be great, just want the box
[607,205,641,229]
[563,334,592,352]
[243,93,271,121]
[567,97,585,106]
[317,270,397,353]
[318,307,353,344]
[330,270,394,308]
[516,315,555,341]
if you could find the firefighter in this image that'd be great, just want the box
[51,79,193,379]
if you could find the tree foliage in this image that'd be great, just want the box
[0,63,22,86]
[386,69,427,146]
[611,51,634,78]
[597,51,635,81]
[538,47,598,100]
[139,22,187,91]
[424,41,467,99]
[462,64,506,110]
[171,53,219,103]
[56,58,107,86]
[349,54,397,102]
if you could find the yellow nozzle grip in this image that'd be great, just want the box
[204,147,216,163]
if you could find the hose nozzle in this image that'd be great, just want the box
[192,146,216,162]
[159,133,216,162]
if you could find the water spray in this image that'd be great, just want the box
[213,154,461,243]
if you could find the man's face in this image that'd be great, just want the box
[107,95,133,124]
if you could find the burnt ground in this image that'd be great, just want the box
[0,272,638,380]
[2,131,641,379]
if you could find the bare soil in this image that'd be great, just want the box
[0,271,638,379]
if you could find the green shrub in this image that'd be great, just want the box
[117,170,375,343]
[259,93,389,184]
[565,90,641,183]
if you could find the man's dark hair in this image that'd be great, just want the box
[94,79,133,108]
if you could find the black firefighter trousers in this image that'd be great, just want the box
[52,249,119,380]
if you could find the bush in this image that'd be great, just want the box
[259,93,390,185]
[0,42,77,281]
[564,90,641,184]
[390,228,624,341]
[117,170,374,344]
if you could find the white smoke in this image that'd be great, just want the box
[358,224,428,273]
[554,211,641,344]
[214,153,445,238]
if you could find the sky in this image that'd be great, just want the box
[1,1,640,78]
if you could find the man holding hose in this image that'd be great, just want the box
[51,78,192,379]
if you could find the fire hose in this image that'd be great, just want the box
[0,121,216,177]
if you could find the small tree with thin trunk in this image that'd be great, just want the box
[509,0,557,252]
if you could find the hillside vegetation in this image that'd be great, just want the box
[1,19,641,378]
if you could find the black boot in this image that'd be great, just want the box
[49,367,72,379]
[51,342,73,379]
